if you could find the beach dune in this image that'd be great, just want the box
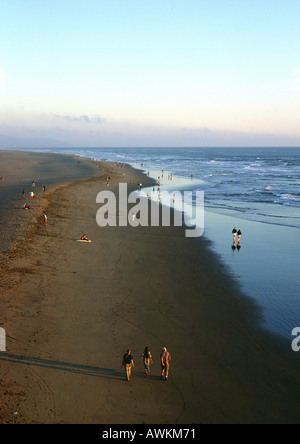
[0,150,300,424]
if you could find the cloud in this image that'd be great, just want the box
[1,108,299,148]
[53,114,106,125]
[0,68,6,93]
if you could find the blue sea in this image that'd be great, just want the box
[16,147,300,339]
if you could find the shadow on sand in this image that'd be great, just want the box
[0,352,161,381]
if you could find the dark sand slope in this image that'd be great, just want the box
[0,151,300,424]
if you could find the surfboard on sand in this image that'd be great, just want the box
[76,239,92,243]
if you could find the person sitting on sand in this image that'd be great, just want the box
[23,204,31,210]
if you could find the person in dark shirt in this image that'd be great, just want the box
[122,349,134,381]
[232,227,237,241]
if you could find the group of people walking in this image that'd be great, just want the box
[122,347,171,382]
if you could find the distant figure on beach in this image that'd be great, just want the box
[81,234,89,241]
[122,349,134,381]
[43,214,48,226]
[32,181,35,187]
[232,227,237,241]
[160,347,171,380]
[141,346,153,376]
[237,229,242,249]
[22,189,25,198]
[30,191,35,199]
[237,229,242,242]
[23,204,31,210]
[43,185,46,192]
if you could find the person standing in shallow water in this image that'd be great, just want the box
[237,229,242,249]
[122,349,134,381]
[232,227,237,241]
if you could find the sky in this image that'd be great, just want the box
[0,0,300,148]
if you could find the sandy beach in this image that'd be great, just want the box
[0,150,300,424]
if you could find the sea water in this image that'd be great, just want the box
[11,147,300,339]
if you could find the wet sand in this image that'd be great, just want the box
[0,150,300,424]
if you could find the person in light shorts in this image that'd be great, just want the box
[122,349,134,381]
[141,346,153,376]
[160,347,171,380]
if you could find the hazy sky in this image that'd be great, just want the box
[0,0,300,147]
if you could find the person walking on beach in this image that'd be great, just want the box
[141,346,153,376]
[122,349,134,381]
[232,227,237,241]
[237,229,242,241]
[237,229,242,248]
[43,214,48,226]
[160,347,171,380]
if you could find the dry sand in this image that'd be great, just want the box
[0,150,300,424]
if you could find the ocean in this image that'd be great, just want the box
[10,146,300,339]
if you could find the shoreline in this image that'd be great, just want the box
[127,164,300,340]
[0,150,300,424]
